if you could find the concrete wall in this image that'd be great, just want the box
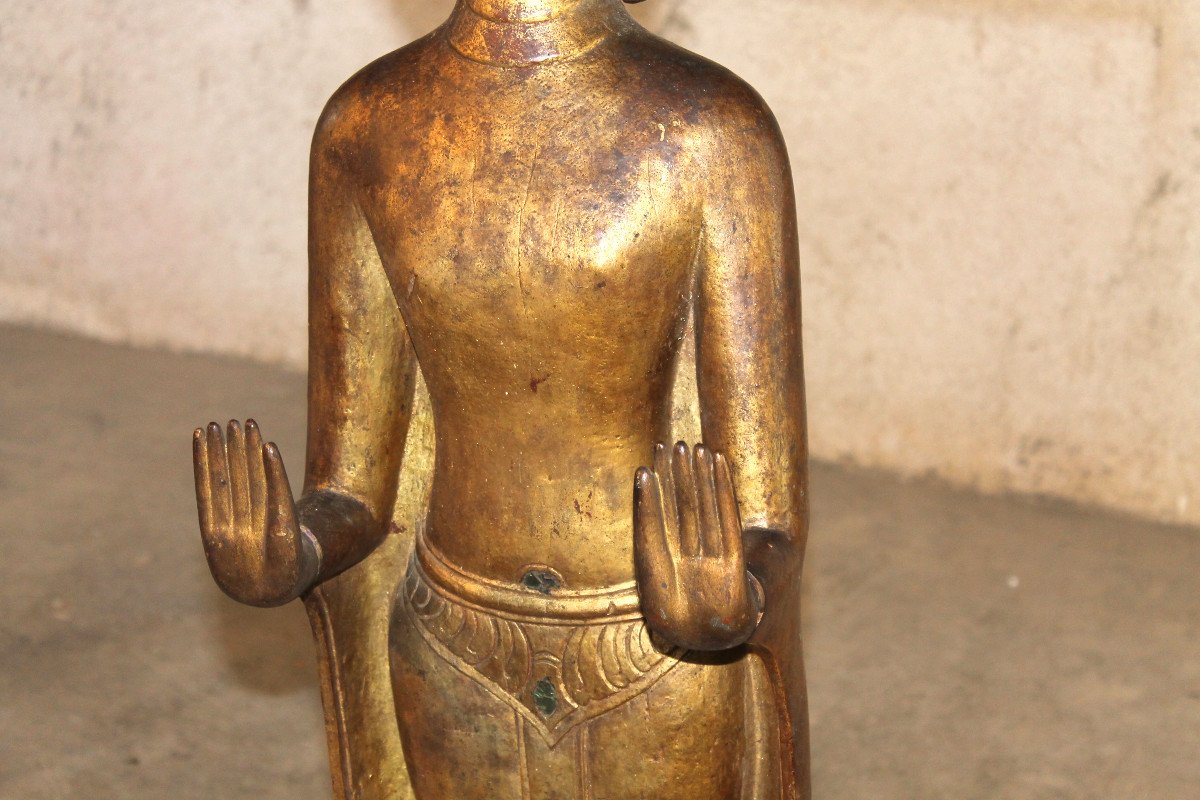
[2,0,1196,526]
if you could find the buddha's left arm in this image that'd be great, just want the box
[695,92,811,795]
[696,99,809,570]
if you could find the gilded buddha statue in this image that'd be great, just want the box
[192,1,811,797]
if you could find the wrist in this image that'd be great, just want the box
[297,523,324,594]
[747,569,766,620]
[295,489,387,585]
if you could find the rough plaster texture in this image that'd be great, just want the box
[1,1,1197,524]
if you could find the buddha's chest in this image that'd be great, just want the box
[361,117,701,359]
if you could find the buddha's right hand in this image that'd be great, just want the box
[192,420,320,607]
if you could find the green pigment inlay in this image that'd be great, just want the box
[532,678,558,717]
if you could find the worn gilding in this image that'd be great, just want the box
[192,1,810,797]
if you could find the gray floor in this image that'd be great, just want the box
[0,324,1196,800]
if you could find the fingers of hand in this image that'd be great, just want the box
[193,427,216,537]
[713,452,744,567]
[634,466,657,543]
[225,421,252,528]
[244,420,267,535]
[652,442,678,538]
[262,442,300,561]
[671,441,701,557]
[635,466,678,569]
[204,422,232,533]
[693,445,724,557]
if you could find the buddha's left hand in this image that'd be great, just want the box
[633,442,764,651]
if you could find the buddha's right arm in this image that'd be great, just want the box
[299,90,418,588]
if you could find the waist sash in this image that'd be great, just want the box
[402,532,685,744]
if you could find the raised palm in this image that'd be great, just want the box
[634,442,763,651]
[192,420,318,607]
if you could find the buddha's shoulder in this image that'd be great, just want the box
[311,33,443,143]
[611,32,784,145]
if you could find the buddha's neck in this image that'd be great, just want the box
[447,0,628,67]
